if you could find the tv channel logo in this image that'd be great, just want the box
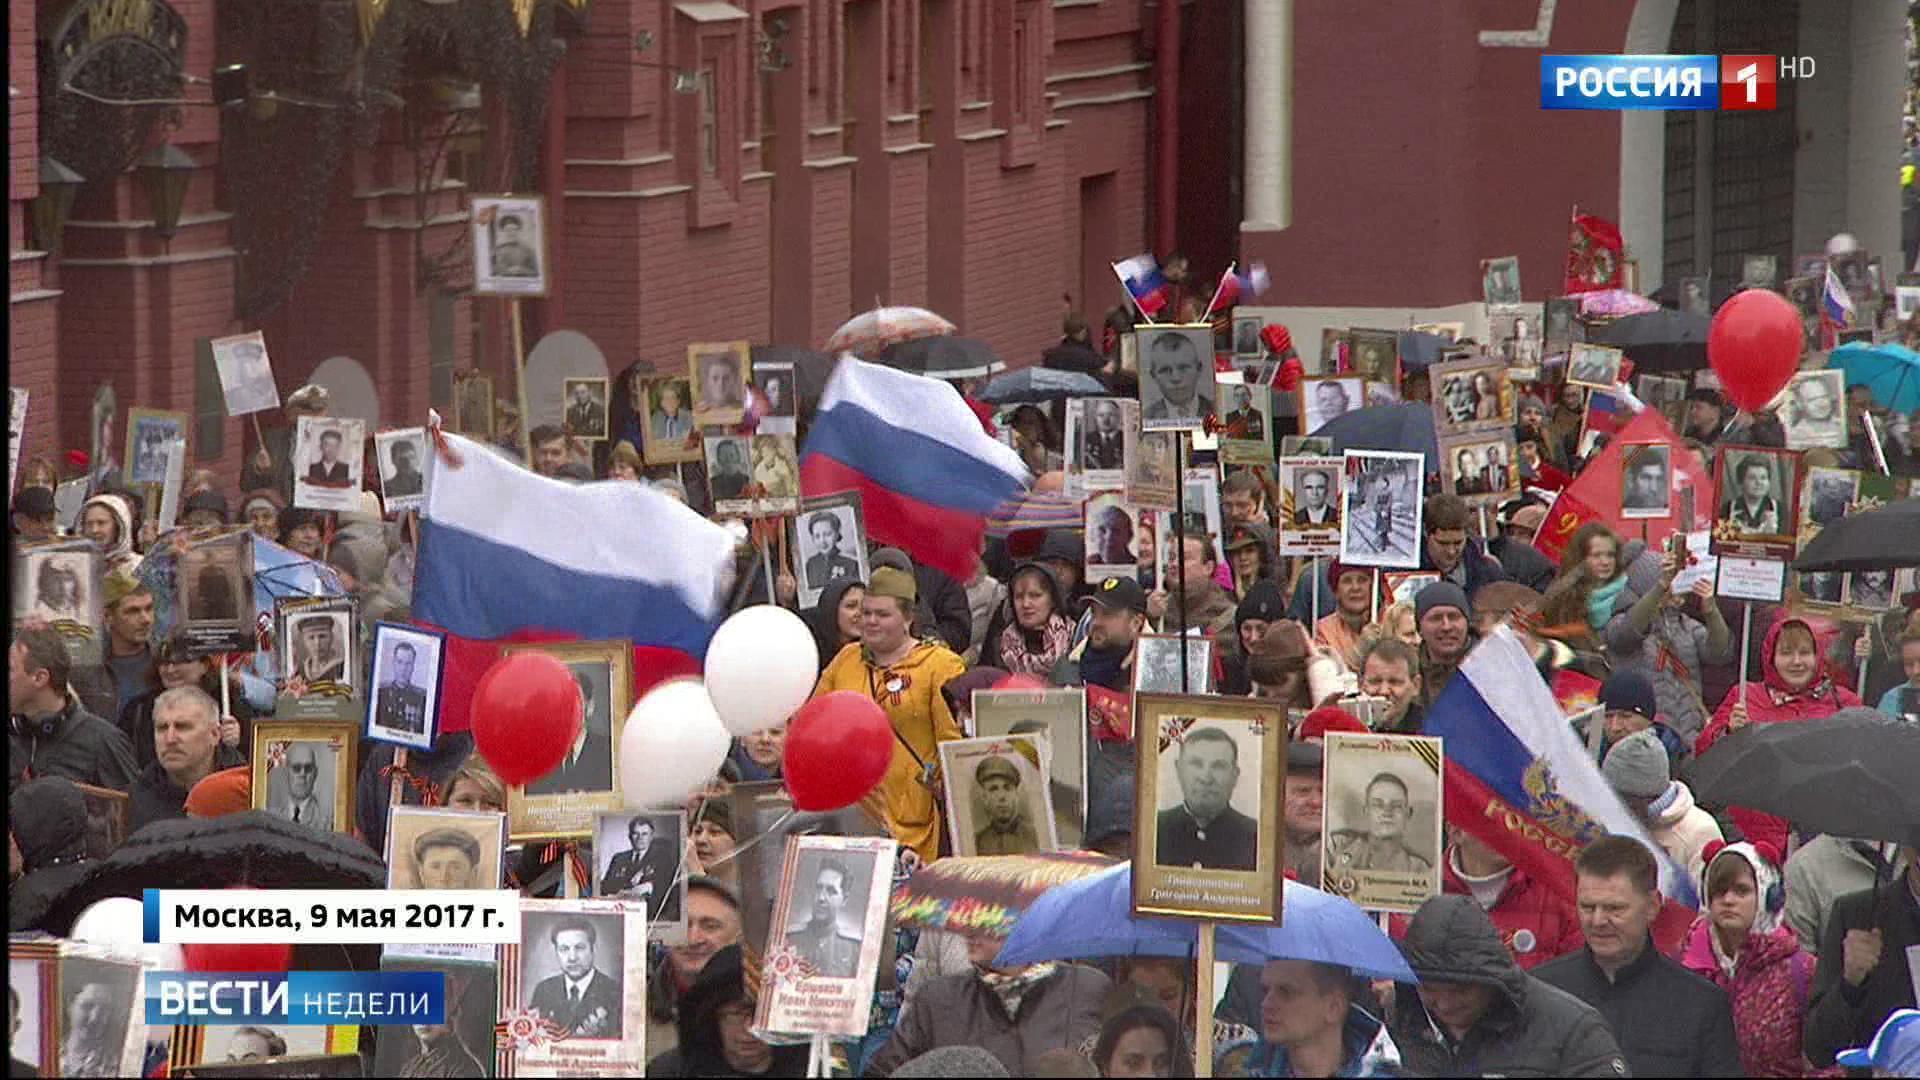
[1541,54,1790,111]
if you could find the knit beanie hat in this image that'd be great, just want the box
[183,490,229,522]
[1236,580,1286,625]
[892,1047,1011,1078]
[1414,581,1471,621]
[1602,729,1670,799]
[185,766,254,818]
[1600,669,1659,723]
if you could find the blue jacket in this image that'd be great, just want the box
[1227,1005,1401,1078]
[1879,683,1916,720]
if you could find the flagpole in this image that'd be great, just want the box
[1174,431,1190,692]
[1203,262,1235,321]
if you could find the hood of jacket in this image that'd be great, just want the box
[1652,779,1701,829]
[1680,918,1801,981]
[81,493,135,561]
[672,946,807,1077]
[9,775,89,869]
[1758,615,1834,696]
[1395,894,1528,1010]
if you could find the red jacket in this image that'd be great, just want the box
[1698,617,1861,852]
[1389,849,1585,970]
[1681,918,1820,1077]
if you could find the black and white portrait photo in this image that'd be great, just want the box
[1084,493,1140,583]
[385,806,505,891]
[54,953,140,1079]
[1445,437,1514,498]
[970,688,1088,847]
[749,433,801,514]
[757,362,797,435]
[780,849,869,979]
[639,376,700,465]
[1299,376,1362,437]
[292,416,366,513]
[1480,256,1522,306]
[1785,275,1819,318]
[1133,633,1213,695]
[258,735,342,830]
[1277,456,1342,558]
[1232,315,1264,358]
[1347,330,1397,385]
[285,610,352,686]
[1542,297,1577,346]
[1322,732,1443,913]
[455,372,495,439]
[1847,569,1896,612]
[1798,569,1844,605]
[1218,383,1272,466]
[175,533,254,653]
[374,427,429,511]
[757,836,896,1036]
[1635,374,1688,426]
[1778,370,1848,450]
[527,660,616,797]
[1677,275,1712,316]
[11,956,48,1079]
[1128,431,1176,509]
[1068,397,1135,481]
[127,409,186,486]
[704,435,753,509]
[15,547,98,627]
[1339,451,1424,569]
[210,332,281,417]
[1831,251,1875,304]
[1802,467,1858,528]
[938,734,1057,858]
[506,643,631,840]
[563,377,610,441]
[1566,343,1623,390]
[1714,447,1799,558]
[1433,363,1510,433]
[1137,326,1217,431]
[365,622,445,750]
[372,960,495,1080]
[1619,443,1673,518]
[1741,254,1777,289]
[1153,721,1261,873]
[688,342,751,427]
[792,495,869,609]
[593,810,686,926]
[521,909,626,1039]
[472,195,548,297]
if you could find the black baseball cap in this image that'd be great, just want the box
[1088,576,1148,615]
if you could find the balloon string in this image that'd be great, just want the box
[701,808,797,872]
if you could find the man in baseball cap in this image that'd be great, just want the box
[1057,577,1149,691]
[1835,1008,1920,1077]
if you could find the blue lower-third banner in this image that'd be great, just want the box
[146,971,445,1026]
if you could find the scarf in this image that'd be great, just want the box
[997,615,1072,679]
[1766,674,1835,707]
[978,962,1056,1018]
[1585,575,1629,632]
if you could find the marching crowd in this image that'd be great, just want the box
[10,257,1920,1079]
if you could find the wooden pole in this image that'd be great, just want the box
[1195,922,1216,1078]
[1174,432,1190,690]
[511,299,532,461]
[1738,602,1753,714]
[388,748,408,807]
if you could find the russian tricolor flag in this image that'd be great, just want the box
[1113,254,1171,317]
[1822,266,1855,326]
[1208,261,1271,314]
[413,432,737,731]
[1424,627,1698,908]
[800,358,1030,581]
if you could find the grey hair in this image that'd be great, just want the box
[153,685,220,726]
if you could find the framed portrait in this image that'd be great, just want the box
[744,433,801,516]
[126,408,187,487]
[1127,431,1178,511]
[1318,328,1348,375]
[1321,732,1444,913]
[1382,571,1439,608]
[471,194,549,297]
[1231,315,1265,358]
[1066,397,1138,494]
[172,529,255,655]
[505,640,632,839]
[1783,275,1818,318]
[1830,250,1874,304]
[453,371,495,439]
[688,341,751,427]
[1619,442,1673,519]
[251,720,357,833]
[1339,450,1424,569]
[74,782,130,860]
[1298,376,1364,437]
[1277,456,1342,557]
[277,596,358,704]
[9,946,56,1080]
[728,782,889,954]
[756,835,897,1038]
[1480,256,1522,306]
[637,375,701,465]
[291,416,366,513]
[1799,466,1861,539]
[1776,369,1848,450]
[592,810,688,940]
[791,491,870,611]
[210,332,280,417]
[52,946,146,1079]
[1677,275,1712,316]
[1795,568,1845,606]
[1542,297,1579,348]
[1175,468,1226,564]
[1845,569,1897,612]
[1635,374,1688,426]
[1566,343,1623,390]
[939,733,1059,858]
[1429,358,1512,436]
[1441,435,1516,500]
[755,361,798,435]
[1084,492,1142,583]
[504,900,648,1074]
[363,622,446,751]
[1792,253,1829,283]
[1279,436,1332,457]
[704,434,754,515]
[971,688,1088,847]
[371,428,430,513]
[13,541,103,642]
[179,1024,359,1071]
[1132,694,1285,923]
[561,376,611,442]
[1136,325,1217,432]
[1217,382,1273,466]
[1896,285,1920,322]
[385,806,506,890]
[1741,254,1777,289]
[370,958,495,1080]
[1711,445,1800,561]
[1132,633,1212,695]
[1346,329,1399,388]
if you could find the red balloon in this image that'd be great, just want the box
[784,692,892,812]
[470,652,584,787]
[1708,289,1803,411]
[992,674,1047,692]
[184,940,293,973]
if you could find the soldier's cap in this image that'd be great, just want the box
[1089,576,1148,615]
[1226,522,1273,552]
[974,755,1021,786]
[868,566,917,604]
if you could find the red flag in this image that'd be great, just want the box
[1564,211,1625,294]
[1534,406,1711,563]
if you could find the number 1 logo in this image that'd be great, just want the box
[1719,55,1776,111]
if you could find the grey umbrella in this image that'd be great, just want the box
[1691,708,1920,848]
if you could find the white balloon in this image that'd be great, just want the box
[620,679,732,808]
[71,897,184,969]
[705,605,820,736]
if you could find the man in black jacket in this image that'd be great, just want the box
[129,686,244,831]
[1535,836,1744,1077]
[1040,312,1108,376]
[1804,847,1920,1068]
[8,626,138,793]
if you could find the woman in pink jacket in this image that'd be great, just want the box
[1698,616,1861,852]
[1680,842,1821,1077]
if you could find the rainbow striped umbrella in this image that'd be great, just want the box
[987,489,1083,538]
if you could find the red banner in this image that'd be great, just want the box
[1534,406,1712,563]
[1564,211,1626,294]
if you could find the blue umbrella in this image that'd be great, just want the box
[1827,342,1920,413]
[995,863,1416,982]
[1310,402,1439,476]
[978,367,1107,404]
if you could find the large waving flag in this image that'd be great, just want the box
[800,358,1030,581]
[413,431,737,730]
[1425,627,1699,908]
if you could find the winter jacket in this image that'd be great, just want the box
[1039,337,1107,375]
[1488,535,1558,592]
[1803,881,1920,1068]
[1784,836,1901,959]
[80,493,140,577]
[647,946,808,1077]
[1680,919,1818,1077]
[862,963,1110,1077]
[1698,617,1861,851]
[8,694,139,793]
[1603,546,1733,747]
[914,562,976,656]
[7,777,92,932]
[1534,939,1744,1077]
[1648,781,1725,883]
[127,745,248,833]
[1389,894,1628,1077]
[1232,1004,1400,1077]
[1432,850,1586,971]
[814,640,966,863]
[353,733,476,857]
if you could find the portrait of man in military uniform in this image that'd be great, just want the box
[1153,725,1259,872]
[941,733,1058,858]
[365,625,444,750]
[782,856,863,979]
[971,756,1038,855]
[1320,732,1443,912]
[1325,772,1433,875]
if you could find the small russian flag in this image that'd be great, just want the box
[1113,254,1170,317]
[1208,261,1271,314]
[1822,266,1855,327]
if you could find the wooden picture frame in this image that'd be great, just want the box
[454,371,496,439]
[249,720,359,834]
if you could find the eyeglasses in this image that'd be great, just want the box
[288,763,317,774]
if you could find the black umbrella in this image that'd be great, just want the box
[1691,709,1920,848]
[878,336,1006,379]
[1589,309,1710,373]
[1792,498,1920,573]
[978,367,1106,404]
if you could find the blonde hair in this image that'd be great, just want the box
[440,758,507,811]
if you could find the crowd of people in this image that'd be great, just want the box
[8,239,1920,1079]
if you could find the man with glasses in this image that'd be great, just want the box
[1325,771,1431,874]
[269,743,328,828]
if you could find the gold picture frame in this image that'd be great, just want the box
[249,720,359,834]
[503,639,634,841]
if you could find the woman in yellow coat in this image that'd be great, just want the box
[812,567,966,864]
